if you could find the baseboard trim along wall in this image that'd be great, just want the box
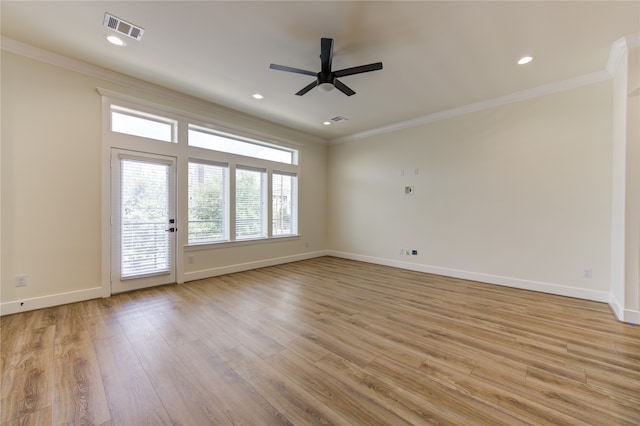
[327,250,612,303]
[182,250,329,282]
[608,292,625,322]
[0,286,108,316]
[623,309,640,325]
[0,251,329,316]
[3,251,632,323]
[608,289,640,325]
[329,251,640,323]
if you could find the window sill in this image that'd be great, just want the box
[185,235,301,251]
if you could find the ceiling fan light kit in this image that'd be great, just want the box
[270,37,383,96]
[318,82,335,92]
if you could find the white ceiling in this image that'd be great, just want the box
[2,1,639,141]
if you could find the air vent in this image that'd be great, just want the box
[330,116,349,124]
[104,13,144,41]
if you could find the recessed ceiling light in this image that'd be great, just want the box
[106,35,126,46]
[252,93,264,100]
[517,56,533,65]
[323,121,331,126]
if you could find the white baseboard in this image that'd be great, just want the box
[0,286,108,316]
[622,308,640,325]
[327,251,611,303]
[608,292,625,321]
[610,292,640,324]
[0,252,328,317]
[182,250,329,282]
[3,252,633,325]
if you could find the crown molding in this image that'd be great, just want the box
[606,36,630,77]
[331,32,640,145]
[605,33,640,77]
[330,70,610,145]
[626,32,640,49]
[0,36,326,146]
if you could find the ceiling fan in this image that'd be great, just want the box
[270,37,383,96]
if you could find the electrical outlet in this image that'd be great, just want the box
[411,249,418,255]
[582,268,592,279]
[404,186,414,195]
[15,275,27,287]
[187,255,194,264]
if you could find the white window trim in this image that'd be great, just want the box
[99,87,302,290]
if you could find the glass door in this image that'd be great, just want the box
[111,150,177,293]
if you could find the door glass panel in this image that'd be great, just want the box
[120,159,171,278]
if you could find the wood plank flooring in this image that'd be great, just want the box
[1,256,639,425]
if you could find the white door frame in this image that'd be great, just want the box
[110,149,177,294]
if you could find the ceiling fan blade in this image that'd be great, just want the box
[295,80,319,96]
[320,38,334,74]
[334,62,383,78]
[334,79,355,96]
[270,64,316,77]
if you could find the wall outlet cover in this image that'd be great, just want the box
[15,275,27,287]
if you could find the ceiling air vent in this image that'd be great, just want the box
[330,116,348,124]
[104,13,144,41]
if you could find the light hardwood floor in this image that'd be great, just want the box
[1,256,639,425]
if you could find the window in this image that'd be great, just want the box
[272,172,297,236]
[236,167,267,240]
[189,125,296,164]
[111,105,176,142]
[188,161,228,244]
[104,94,300,251]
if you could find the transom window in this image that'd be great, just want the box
[111,105,177,142]
[189,125,296,164]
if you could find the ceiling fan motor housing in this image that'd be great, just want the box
[318,72,334,84]
[269,38,383,96]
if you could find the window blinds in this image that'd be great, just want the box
[120,159,171,278]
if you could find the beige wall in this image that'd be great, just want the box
[2,52,103,303]
[1,50,327,311]
[328,81,613,297]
